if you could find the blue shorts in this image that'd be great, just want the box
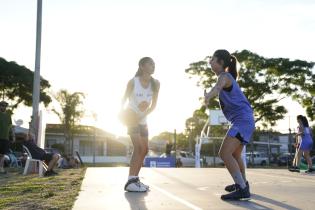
[227,120,255,145]
[128,124,149,138]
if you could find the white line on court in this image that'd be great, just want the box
[197,187,209,191]
[247,171,315,183]
[149,183,203,210]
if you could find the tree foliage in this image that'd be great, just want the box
[0,57,51,110]
[52,90,85,155]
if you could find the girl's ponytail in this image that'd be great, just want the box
[228,55,238,80]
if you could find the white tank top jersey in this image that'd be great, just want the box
[128,76,153,125]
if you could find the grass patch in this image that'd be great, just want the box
[0,167,86,210]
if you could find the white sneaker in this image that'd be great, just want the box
[139,180,150,190]
[124,178,147,192]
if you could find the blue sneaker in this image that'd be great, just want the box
[221,184,250,200]
[225,181,249,192]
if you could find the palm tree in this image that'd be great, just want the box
[52,90,85,155]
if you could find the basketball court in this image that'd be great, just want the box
[73,167,315,210]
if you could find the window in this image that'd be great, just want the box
[79,140,93,156]
[79,140,104,156]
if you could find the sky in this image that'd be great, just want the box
[0,0,314,137]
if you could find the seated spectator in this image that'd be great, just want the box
[69,156,80,168]
[59,155,80,169]
[59,155,70,169]
[19,153,28,167]
[23,132,60,176]
[7,150,20,167]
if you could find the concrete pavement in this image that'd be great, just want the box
[73,167,315,210]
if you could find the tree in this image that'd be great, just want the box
[185,50,315,127]
[184,109,208,151]
[0,57,51,110]
[52,90,85,155]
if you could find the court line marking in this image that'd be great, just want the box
[247,171,315,183]
[149,183,203,210]
[197,187,209,191]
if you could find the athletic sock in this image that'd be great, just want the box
[232,171,246,189]
[241,171,247,182]
[128,176,138,181]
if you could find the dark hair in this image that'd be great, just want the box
[297,115,309,127]
[213,49,238,80]
[135,57,157,92]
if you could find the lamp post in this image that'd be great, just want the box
[188,122,195,153]
[31,0,42,145]
[92,113,97,166]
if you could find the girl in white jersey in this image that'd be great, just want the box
[122,57,160,192]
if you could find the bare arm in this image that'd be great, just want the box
[204,73,231,104]
[121,79,134,109]
[144,80,160,116]
[296,126,304,136]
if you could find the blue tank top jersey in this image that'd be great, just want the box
[299,126,313,151]
[302,127,313,143]
[218,73,254,123]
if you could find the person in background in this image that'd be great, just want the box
[23,131,60,176]
[0,101,15,174]
[289,115,314,173]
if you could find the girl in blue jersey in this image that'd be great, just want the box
[289,115,314,173]
[204,49,255,200]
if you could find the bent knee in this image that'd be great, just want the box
[139,145,148,156]
[219,149,232,161]
[142,146,149,156]
[53,154,60,160]
[218,150,226,160]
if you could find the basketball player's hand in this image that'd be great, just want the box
[138,101,150,112]
[138,112,146,120]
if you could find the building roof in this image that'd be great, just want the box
[46,124,116,139]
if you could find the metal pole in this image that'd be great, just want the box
[32,0,42,144]
[189,123,193,153]
[268,131,271,166]
[174,129,176,156]
[288,128,292,168]
[189,131,192,153]
[93,126,96,166]
[92,113,97,166]
[213,138,216,167]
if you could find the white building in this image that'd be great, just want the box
[45,124,130,164]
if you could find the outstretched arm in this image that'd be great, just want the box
[296,126,304,136]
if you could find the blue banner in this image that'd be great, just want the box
[144,157,176,168]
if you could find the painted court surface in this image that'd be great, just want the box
[73,168,315,210]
